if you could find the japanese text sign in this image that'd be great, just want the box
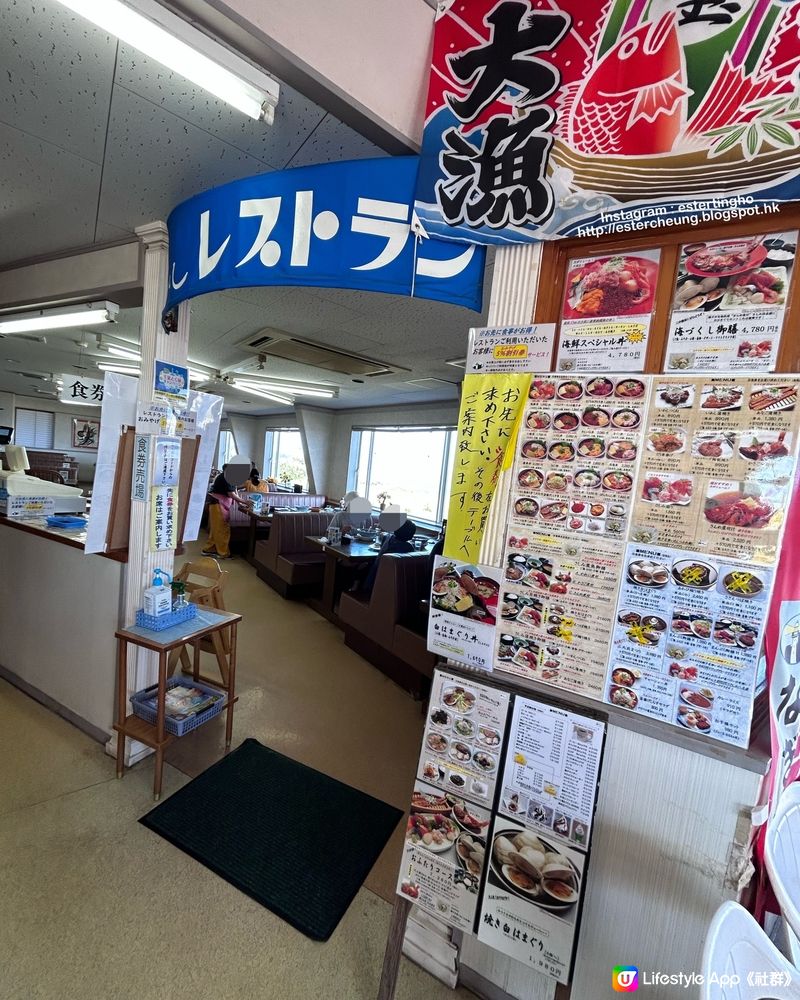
[6,495,55,519]
[428,557,502,671]
[154,360,189,403]
[164,156,485,315]
[444,372,530,564]
[152,437,180,488]
[415,1,800,245]
[131,434,150,502]
[150,485,177,551]
[58,375,104,406]
[467,324,556,374]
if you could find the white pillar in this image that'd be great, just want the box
[110,220,191,764]
[477,243,544,568]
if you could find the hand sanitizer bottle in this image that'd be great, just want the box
[143,568,172,617]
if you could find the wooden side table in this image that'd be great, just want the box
[113,607,242,800]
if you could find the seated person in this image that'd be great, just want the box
[242,466,270,494]
[202,465,248,559]
[359,518,417,595]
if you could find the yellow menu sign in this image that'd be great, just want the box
[444,372,530,562]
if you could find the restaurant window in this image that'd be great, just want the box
[263,429,308,490]
[14,408,55,450]
[347,426,456,524]
[216,429,236,468]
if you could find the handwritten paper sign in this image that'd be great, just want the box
[152,437,180,488]
[131,434,150,502]
[150,485,177,551]
[444,373,530,563]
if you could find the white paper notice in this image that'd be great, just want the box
[417,669,510,810]
[152,437,180,488]
[182,389,223,542]
[7,496,55,518]
[467,324,556,374]
[428,557,501,672]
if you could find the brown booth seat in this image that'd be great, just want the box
[253,510,333,598]
[338,552,436,699]
[223,493,327,552]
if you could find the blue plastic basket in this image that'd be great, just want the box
[135,603,197,631]
[130,675,225,737]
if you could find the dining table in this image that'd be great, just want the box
[305,535,380,623]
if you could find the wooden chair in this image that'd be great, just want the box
[167,557,232,686]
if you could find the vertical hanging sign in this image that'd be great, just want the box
[150,485,177,551]
[131,434,151,502]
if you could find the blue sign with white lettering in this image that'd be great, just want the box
[164,156,485,318]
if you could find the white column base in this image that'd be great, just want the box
[104,735,154,767]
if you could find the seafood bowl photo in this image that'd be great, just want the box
[518,468,544,490]
[612,408,641,429]
[585,376,614,397]
[490,829,581,910]
[609,685,639,710]
[442,686,477,714]
[564,255,656,319]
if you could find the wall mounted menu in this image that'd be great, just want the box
[418,670,510,810]
[495,373,649,698]
[664,232,797,373]
[632,376,800,564]
[428,557,501,672]
[397,778,492,931]
[497,533,622,698]
[605,543,775,747]
[556,250,661,373]
[478,698,604,984]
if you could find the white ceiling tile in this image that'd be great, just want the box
[113,44,324,169]
[0,121,100,264]
[0,0,117,164]
[96,86,274,230]
[286,113,383,168]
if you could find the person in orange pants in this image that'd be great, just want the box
[203,465,243,559]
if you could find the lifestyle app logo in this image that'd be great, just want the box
[613,966,639,992]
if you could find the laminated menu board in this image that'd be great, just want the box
[556,250,661,373]
[418,669,510,809]
[633,377,800,564]
[497,534,622,697]
[664,232,797,373]
[478,698,605,984]
[494,373,650,698]
[428,557,501,672]
[397,779,491,931]
[605,543,775,747]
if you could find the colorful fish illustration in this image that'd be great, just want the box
[559,12,689,156]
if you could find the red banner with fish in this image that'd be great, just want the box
[414,0,800,245]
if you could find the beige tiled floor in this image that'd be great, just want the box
[0,545,466,1000]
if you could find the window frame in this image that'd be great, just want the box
[263,427,308,490]
[216,429,236,468]
[346,424,456,527]
[14,407,55,450]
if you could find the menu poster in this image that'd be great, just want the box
[556,250,661,373]
[633,377,800,564]
[396,779,492,932]
[605,543,775,747]
[428,558,502,672]
[496,533,621,698]
[418,669,510,809]
[665,232,797,373]
[511,374,649,545]
[478,814,588,984]
[499,698,604,850]
[467,324,557,374]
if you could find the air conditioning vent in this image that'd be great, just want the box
[234,329,402,377]
[405,378,458,390]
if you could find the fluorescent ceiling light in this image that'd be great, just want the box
[232,381,292,406]
[97,362,141,375]
[55,0,280,122]
[0,301,118,335]
[106,344,142,361]
[236,379,337,399]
